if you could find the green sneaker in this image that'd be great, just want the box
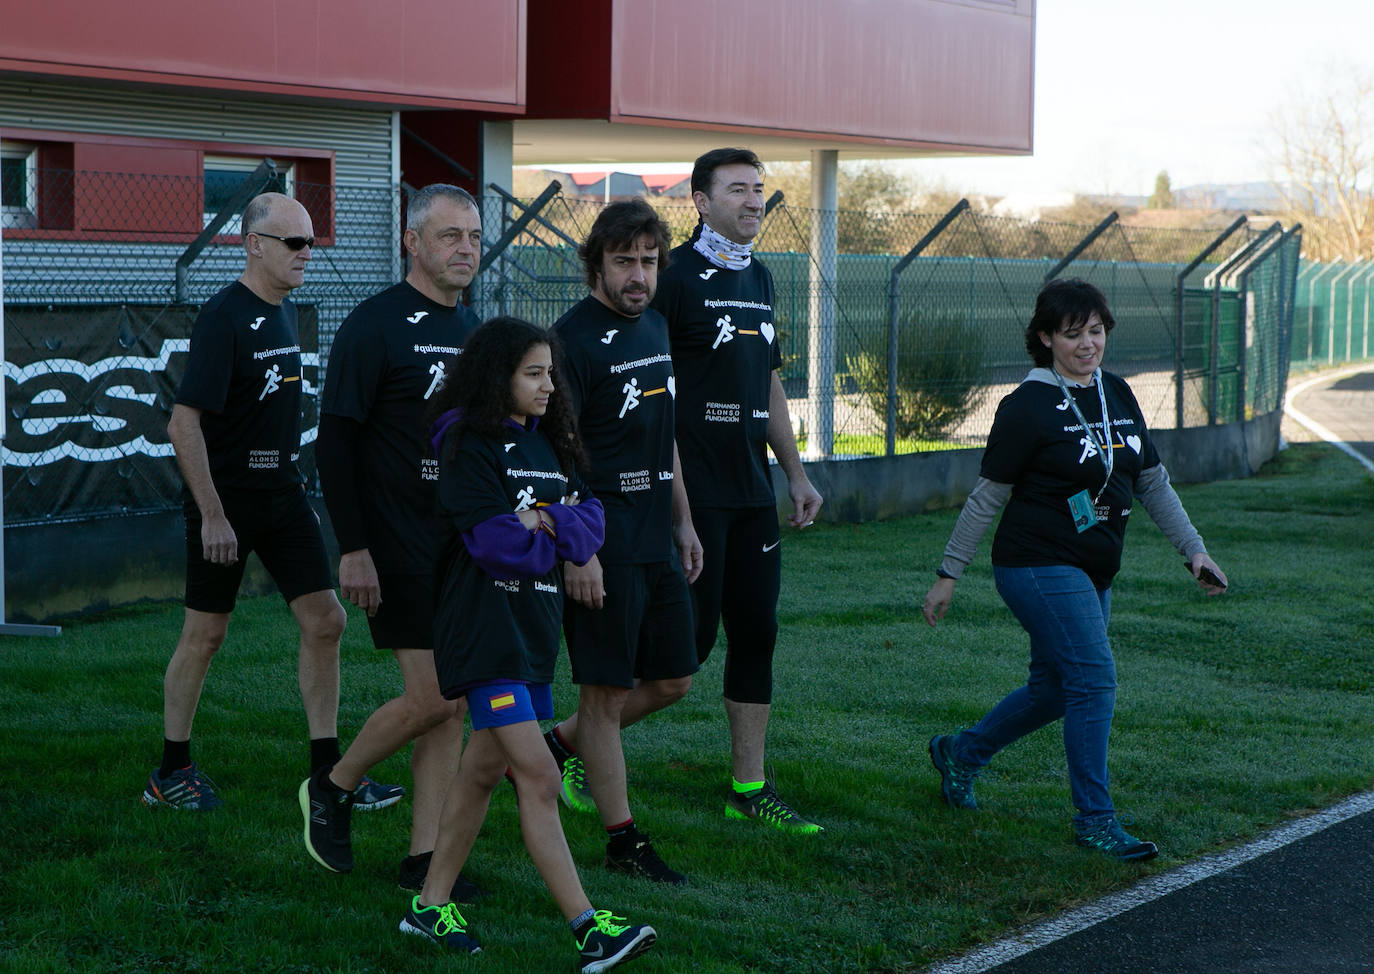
[560,753,597,815]
[1074,816,1159,861]
[399,896,481,953]
[576,910,657,972]
[929,734,981,810]
[725,781,823,835]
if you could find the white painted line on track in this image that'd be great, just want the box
[1283,363,1374,475]
[925,789,1374,973]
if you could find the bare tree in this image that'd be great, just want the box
[1271,66,1374,261]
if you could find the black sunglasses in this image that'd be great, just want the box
[254,232,316,251]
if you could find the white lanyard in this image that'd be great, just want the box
[1052,368,1114,504]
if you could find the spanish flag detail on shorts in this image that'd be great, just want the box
[488,692,517,712]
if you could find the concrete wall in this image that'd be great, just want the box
[769,408,1284,523]
[2,410,1283,623]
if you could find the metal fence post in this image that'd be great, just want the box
[884,199,970,456]
[1173,216,1247,429]
[174,159,278,304]
[1327,263,1358,366]
[1043,212,1119,283]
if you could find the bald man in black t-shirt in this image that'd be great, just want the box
[143,193,346,814]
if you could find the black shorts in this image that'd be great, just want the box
[366,572,435,650]
[689,505,781,704]
[184,486,334,614]
[563,560,697,689]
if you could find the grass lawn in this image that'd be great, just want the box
[2,442,1372,973]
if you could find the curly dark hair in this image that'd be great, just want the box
[1024,277,1116,366]
[427,316,586,474]
[578,198,673,289]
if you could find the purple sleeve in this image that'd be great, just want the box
[462,514,557,580]
[545,497,604,566]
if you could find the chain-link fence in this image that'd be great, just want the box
[479,191,1303,457]
[3,169,396,525]
[4,171,1304,527]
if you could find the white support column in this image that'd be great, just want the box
[806,148,838,458]
[476,120,515,320]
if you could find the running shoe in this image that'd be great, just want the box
[397,852,490,903]
[576,911,657,973]
[929,733,981,810]
[352,776,405,811]
[141,763,223,811]
[560,754,597,815]
[1074,815,1159,861]
[604,838,686,885]
[725,780,824,834]
[399,896,481,954]
[299,769,353,873]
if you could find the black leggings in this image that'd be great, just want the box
[690,505,781,705]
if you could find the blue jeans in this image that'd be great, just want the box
[953,564,1118,825]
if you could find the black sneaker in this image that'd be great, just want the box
[576,911,657,973]
[397,851,490,904]
[299,769,353,873]
[604,837,686,885]
[141,763,223,810]
[399,895,481,954]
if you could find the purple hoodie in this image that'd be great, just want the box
[431,409,603,580]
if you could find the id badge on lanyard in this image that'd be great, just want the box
[1054,369,1113,534]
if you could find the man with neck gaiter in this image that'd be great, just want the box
[649,147,825,835]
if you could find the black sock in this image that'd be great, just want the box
[546,724,575,762]
[310,737,341,777]
[606,818,640,853]
[159,738,191,778]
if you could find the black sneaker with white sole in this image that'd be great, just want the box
[399,896,481,954]
[576,911,656,973]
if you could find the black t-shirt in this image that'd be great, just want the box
[321,282,480,573]
[985,371,1161,589]
[432,422,581,697]
[653,243,781,509]
[553,296,676,564]
[175,281,305,491]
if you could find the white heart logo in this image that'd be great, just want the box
[1126,435,1141,454]
[667,375,676,398]
[760,321,776,344]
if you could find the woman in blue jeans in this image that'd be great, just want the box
[921,278,1228,860]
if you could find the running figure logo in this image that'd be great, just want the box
[260,364,282,400]
[620,377,642,418]
[1078,435,1100,464]
[425,361,446,400]
[712,314,736,349]
[514,484,536,511]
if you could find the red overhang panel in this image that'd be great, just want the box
[609,0,1033,152]
[0,0,526,112]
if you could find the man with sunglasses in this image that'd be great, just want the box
[144,192,348,813]
[302,185,486,896]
